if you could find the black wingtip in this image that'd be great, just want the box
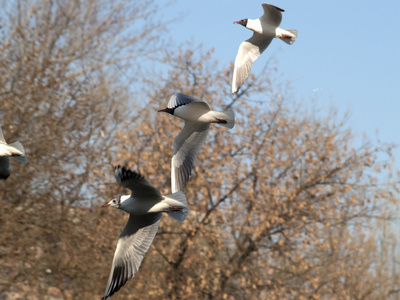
[271,4,284,12]
[102,265,129,299]
[114,165,143,183]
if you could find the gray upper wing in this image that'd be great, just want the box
[260,3,283,27]
[232,33,273,93]
[171,121,210,193]
[102,213,162,299]
[167,93,210,110]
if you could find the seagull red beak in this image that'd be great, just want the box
[234,19,248,27]
[102,202,111,207]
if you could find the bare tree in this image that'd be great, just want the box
[0,0,169,298]
[111,47,399,300]
[0,1,398,299]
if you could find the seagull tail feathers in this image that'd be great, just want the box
[165,191,189,222]
[279,29,297,45]
[8,141,27,163]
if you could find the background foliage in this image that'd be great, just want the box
[0,1,399,299]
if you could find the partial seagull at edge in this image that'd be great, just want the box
[101,165,188,299]
[0,126,27,181]
[158,93,235,193]
[232,3,297,94]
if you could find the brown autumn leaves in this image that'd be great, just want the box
[0,1,399,299]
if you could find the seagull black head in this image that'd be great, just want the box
[158,107,175,115]
[234,19,248,27]
[0,173,9,181]
[0,157,10,181]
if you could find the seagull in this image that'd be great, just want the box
[232,3,297,94]
[158,93,235,193]
[102,165,188,299]
[0,126,27,180]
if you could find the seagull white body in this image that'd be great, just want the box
[102,165,188,299]
[158,93,235,193]
[0,127,27,180]
[232,3,297,94]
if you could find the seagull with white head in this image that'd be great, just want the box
[158,93,235,193]
[232,3,297,94]
[101,165,188,299]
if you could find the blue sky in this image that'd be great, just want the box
[161,0,400,168]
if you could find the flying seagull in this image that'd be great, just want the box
[158,93,235,193]
[0,126,27,180]
[232,3,297,94]
[102,165,188,299]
